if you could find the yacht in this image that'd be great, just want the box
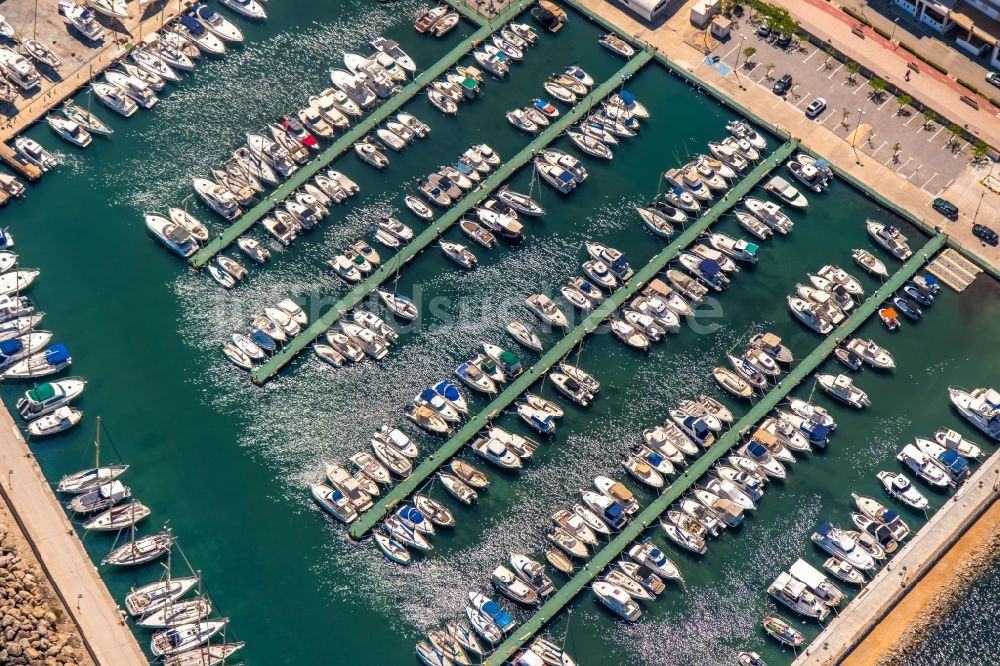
[897,443,951,487]
[102,531,173,567]
[104,70,158,108]
[0,47,41,90]
[131,48,179,83]
[219,0,266,19]
[3,343,72,380]
[628,542,682,581]
[450,459,489,490]
[763,616,804,648]
[735,210,772,240]
[192,177,241,219]
[145,214,198,257]
[311,484,357,524]
[877,470,928,509]
[744,197,793,234]
[14,138,57,171]
[811,522,875,570]
[67,480,131,514]
[787,296,832,335]
[535,162,577,194]
[506,320,543,352]
[708,232,758,263]
[150,620,228,658]
[191,4,243,42]
[768,572,829,620]
[866,220,912,260]
[45,115,91,148]
[764,175,808,207]
[27,406,82,438]
[525,294,568,329]
[948,387,1000,440]
[789,558,846,607]
[17,377,86,421]
[726,120,767,149]
[844,338,894,369]
[817,373,870,408]
[455,361,497,395]
[592,581,641,621]
[662,520,707,554]
[59,1,105,40]
[852,248,889,278]
[934,427,983,459]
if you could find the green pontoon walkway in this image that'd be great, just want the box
[482,233,947,665]
[250,52,653,384]
[189,0,530,270]
[348,138,799,538]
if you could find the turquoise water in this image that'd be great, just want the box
[1,1,998,664]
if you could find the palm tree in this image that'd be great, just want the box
[922,109,937,130]
[892,142,901,163]
[742,46,757,67]
[845,60,859,84]
[841,107,851,128]
[897,93,912,116]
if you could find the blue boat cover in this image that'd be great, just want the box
[747,441,768,458]
[495,52,508,62]
[45,344,69,364]
[940,450,966,472]
[0,338,22,356]
[884,510,901,523]
[817,521,833,536]
[619,90,636,106]
[179,15,206,35]
[557,171,574,184]
[650,548,664,561]
[699,259,722,277]
[648,453,664,466]
[692,418,710,438]
[418,388,437,402]
[605,502,624,519]
[807,424,831,442]
[815,158,831,169]
[579,282,594,294]
[482,600,513,628]
[331,489,345,501]
[924,275,939,285]
[196,4,218,19]
[611,256,629,272]
[434,380,460,401]
[533,99,550,110]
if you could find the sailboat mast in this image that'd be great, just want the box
[94,415,101,470]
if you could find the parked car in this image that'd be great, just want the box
[986,71,1000,89]
[931,197,959,221]
[805,97,827,118]
[772,73,793,95]
[757,23,771,38]
[775,33,792,48]
[972,223,999,246]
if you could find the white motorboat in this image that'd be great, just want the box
[131,48,180,83]
[27,406,82,438]
[0,47,40,90]
[145,214,198,258]
[46,115,92,148]
[708,232,758,263]
[768,571,829,620]
[934,428,982,459]
[764,175,808,207]
[948,387,1000,440]
[59,1,105,41]
[811,522,875,571]
[535,162,577,194]
[866,220,912,260]
[14,138,57,171]
[192,4,244,42]
[787,296,832,335]
[845,338,894,369]
[816,373,870,408]
[897,443,951,487]
[852,248,888,278]
[219,0,266,19]
[525,294,568,329]
[85,0,128,19]
[744,197,793,234]
[877,470,928,509]
[192,177,241,220]
[3,343,71,380]
[104,70,157,108]
[311,483,357,524]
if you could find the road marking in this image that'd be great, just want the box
[878,96,892,111]
[827,63,843,79]
[903,114,917,127]
[802,49,818,63]
[818,109,837,125]
[772,98,785,109]
[793,94,811,109]
[720,43,740,62]
[953,140,970,158]
[928,126,944,142]
[922,172,939,191]
[871,140,888,156]
[853,84,865,95]
[895,156,913,173]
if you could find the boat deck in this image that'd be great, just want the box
[482,231,946,665]
[347,138,800,539]
[249,51,655,384]
[926,247,983,292]
[189,0,528,270]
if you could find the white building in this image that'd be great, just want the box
[892,0,1000,68]
[608,0,674,22]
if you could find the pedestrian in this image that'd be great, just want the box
[904,70,910,82]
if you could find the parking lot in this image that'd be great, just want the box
[706,22,974,198]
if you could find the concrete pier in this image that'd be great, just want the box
[793,445,1000,666]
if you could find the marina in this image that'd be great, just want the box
[0,0,995,664]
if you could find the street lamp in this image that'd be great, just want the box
[734,35,747,91]
[852,108,865,165]
[891,17,899,42]
[974,190,986,222]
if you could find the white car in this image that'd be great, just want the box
[805,97,827,118]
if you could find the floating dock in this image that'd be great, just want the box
[347,138,799,539]
[926,247,983,292]
[250,52,654,384]
[482,232,947,665]
[189,0,531,270]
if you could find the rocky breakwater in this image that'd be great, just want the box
[0,504,92,666]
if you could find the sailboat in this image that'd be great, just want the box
[56,417,129,494]
[102,526,172,567]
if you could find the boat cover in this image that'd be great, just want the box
[179,15,206,35]
[499,350,520,368]
[435,381,461,401]
[745,242,760,254]
[27,382,56,403]
[806,424,831,442]
[604,502,624,521]
[43,344,69,363]
[0,338,22,356]
[618,90,636,106]
[747,440,769,459]
[195,5,219,20]
[533,99,550,110]
[816,521,833,536]
[698,259,722,277]
[557,171,574,184]
[482,600,513,628]
[923,275,939,286]
[939,450,967,475]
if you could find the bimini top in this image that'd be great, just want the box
[499,350,520,368]
[45,344,70,364]
[699,259,722,277]
[619,90,637,107]
[557,171,574,184]
[27,382,57,403]
[179,14,207,35]
[0,337,23,357]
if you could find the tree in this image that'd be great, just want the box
[823,47,836,69]
[897,93,912,115]
[846,60,860,83]
[868,76,886,100]
[743,46,757,66]
[946,122,964,148]
[922,109,937,129]
[841,107,851,127]
[892,142,902,163]
[972,139,990,162]
[765,63,776,80]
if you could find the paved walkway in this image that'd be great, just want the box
[793,447,1000,665]
[0,407,146,666]
[842,499,1000,665]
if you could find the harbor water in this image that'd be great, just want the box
[1,0,998,663]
